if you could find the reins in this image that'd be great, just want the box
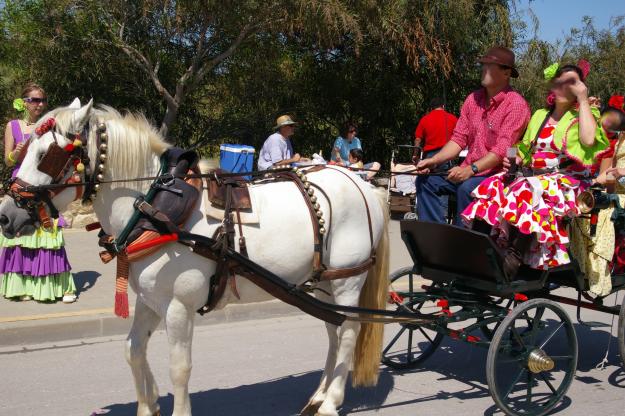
[8,165,450,194]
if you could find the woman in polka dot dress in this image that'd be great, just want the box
[462,63,609,277]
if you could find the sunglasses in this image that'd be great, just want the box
[23,97,47,104]
[349,129,357,133]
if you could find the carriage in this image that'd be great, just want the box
[382,219,625,416]
[2,98,622,416]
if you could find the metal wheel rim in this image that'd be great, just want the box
[486,299,578,416]
[382,267,444,370]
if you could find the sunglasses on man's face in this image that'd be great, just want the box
[23,97,47,104]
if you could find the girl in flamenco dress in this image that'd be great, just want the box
[0,83,76,302]
[462,61,609,278]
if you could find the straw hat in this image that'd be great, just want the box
[273,115,297,130]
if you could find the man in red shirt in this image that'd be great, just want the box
[412,97,458,218]
[416,46,531,225]
[413,97,458,161]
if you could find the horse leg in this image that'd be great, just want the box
[300,322,339,415]
[166,298,195,416]
[315,278,365,416]
[125,299,162,416]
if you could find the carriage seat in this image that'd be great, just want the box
[400,220,547,295]
[205,169,252,210]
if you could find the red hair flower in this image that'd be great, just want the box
[35,117,56,136]
[608,95,625,113]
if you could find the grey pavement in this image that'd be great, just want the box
[0,220,413,347]
[1,310,625,416]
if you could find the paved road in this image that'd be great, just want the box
[1,307,625,416]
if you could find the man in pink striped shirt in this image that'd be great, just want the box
[416,46,531,225]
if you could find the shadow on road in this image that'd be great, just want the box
[101,369,394,415]
[73,270,101,296]
[99,319,624,416]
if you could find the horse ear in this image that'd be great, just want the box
[70,98,93,132]
[68,98,81,109]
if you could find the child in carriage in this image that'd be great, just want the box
[462,61,610,278]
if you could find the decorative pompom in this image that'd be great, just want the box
[64,143,75,152]
[35,117,56,136]
[73,139,82,147]
[76,162,85,172]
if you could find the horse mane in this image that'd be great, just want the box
[49,104,171,192]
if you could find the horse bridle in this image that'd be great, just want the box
[4,118,93,229]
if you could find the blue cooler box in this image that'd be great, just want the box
[219,144,255,179]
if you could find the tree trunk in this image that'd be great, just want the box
[159,101,179,141]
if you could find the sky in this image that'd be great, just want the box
[516,0,625,43]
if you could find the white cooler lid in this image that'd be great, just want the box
[220,144,255,153]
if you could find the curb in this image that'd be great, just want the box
[0,301,302,347]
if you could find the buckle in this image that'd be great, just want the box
[154,173,175,187]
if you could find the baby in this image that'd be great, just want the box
[348,148,364,169]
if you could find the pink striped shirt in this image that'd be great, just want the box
[451,86,530,175]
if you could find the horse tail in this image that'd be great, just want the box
[352,186,389,387]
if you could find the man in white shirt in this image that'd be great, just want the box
[257,115,302,170]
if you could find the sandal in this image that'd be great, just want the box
[62,293,77,303]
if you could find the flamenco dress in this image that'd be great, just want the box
[0,120,76,301]
[461,122,592,270]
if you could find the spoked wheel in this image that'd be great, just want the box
[618,296,625,369]
[382,267,445,370]
[486,299,577,416]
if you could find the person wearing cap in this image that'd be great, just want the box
[416,46,531,225]
[257,115,302,170]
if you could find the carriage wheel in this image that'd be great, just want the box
[382,267,445,370]
[618,297,625,369]
[486,299,577,416]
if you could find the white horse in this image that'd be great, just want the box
[0,99,389,416]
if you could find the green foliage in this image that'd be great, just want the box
[5,1,622,174]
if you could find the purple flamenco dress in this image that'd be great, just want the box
[0,120,75,301]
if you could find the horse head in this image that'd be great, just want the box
[0,98,94,238]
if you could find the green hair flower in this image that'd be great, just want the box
[12,98,26,113]
[543,62,559,81]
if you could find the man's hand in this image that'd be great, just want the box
[447,165,474,183]
[416,158,437,174]
[292,153,301,162]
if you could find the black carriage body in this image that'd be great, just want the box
[384,220,625,416]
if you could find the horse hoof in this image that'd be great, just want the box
[300,401,321,416]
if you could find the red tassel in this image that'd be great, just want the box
[115,291,129,318]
